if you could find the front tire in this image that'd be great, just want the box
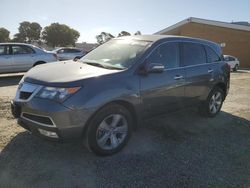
[201,87,224,117]
[233,64,239,72]
[85,104,133,156]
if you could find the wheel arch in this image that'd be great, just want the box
[33,61,46,66]
[82,100,138,137]
[213,82,227,100]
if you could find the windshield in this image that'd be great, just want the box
[79,39,150,70]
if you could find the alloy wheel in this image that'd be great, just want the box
[96,114,128,150]
[209,91,222,114]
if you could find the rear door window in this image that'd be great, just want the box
[64,49,81,53]
[181,42,206,66]
[11,45,34,55]
[147,42,180,69]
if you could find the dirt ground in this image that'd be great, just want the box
[0,71,249,188]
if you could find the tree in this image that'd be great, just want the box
[42,23,80,47]
[134,31,141,35]
[13,21,42,43]
[0,28,10,42]
[117,31,131,37]
[96,32,114,44]
[96,31,142,44]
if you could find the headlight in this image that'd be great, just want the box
[37,86,81,102]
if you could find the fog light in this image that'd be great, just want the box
[38,129,58,138]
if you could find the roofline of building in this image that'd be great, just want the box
[155,17,250,34]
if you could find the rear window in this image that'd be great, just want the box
[181,42,206,66]
[205,46,221,63]
[228,56,235,61]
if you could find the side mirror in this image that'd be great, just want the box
[147,63,165,73]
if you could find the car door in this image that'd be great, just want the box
[57,48,71,60]
[0,45,13,73]
[10,45,36,71]
[182,42,218,104]
[66,49,78,60]
[140,42,185,117]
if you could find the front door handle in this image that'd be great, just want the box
[208,69,214,73]
[174,75,183,80]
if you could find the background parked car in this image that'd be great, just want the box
[223,55,240,71]
[0,43,58,74]
[53,47,86,61]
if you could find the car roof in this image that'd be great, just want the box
[116,35,221,54]
[57,47,81,50]
[116,34,217,44]
[224,55,235,57]
[0,42,34,46]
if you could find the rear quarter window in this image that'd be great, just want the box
[205,46,221,63]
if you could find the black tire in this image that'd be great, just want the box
[233,64,238,72]
[33,61,46,67]
[85,104,133,156]
[200,87,224,117]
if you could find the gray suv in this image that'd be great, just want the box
[11,35,230,156]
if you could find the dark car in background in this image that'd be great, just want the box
[53,47,86,61]
[11,35,230,156]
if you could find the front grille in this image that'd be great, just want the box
[20,91,32,100]
[22,113,54,126]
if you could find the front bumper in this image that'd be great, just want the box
[11,98,92,140]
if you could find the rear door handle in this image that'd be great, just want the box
[174,75,183,80]
[208,69,214,73]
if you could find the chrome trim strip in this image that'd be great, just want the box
[145,40,222,68]
[21,112,56,128]
[162,61,222,72]
[15,82,43,102]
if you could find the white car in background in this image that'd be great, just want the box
[0,43,58,74]
[223,55,240,71]
[53,47,86,61]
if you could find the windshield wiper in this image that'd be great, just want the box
[83,61,124,70]
[84,61,106,68]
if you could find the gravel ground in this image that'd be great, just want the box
[0,71,249,188]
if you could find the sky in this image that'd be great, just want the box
[1,0,250,43]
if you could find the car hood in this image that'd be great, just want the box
[23,60,121,86]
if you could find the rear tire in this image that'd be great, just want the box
[85,104,133,156]
[200,87,224,117]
